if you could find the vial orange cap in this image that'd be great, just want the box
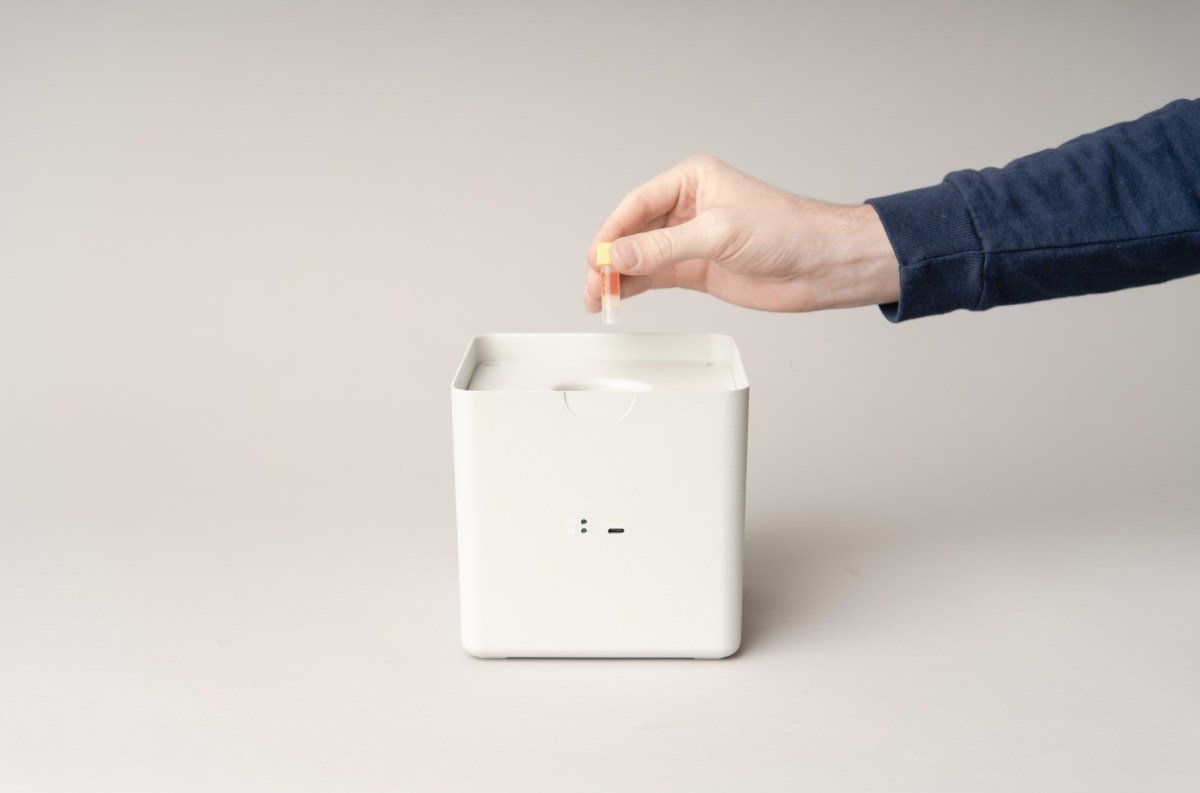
[596,242,612,267]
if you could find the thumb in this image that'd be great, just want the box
[610,215,729,275]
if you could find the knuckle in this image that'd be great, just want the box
[703,209,747,261]
[703,208,738,246]
[681,152,720,171]
[630,192,656,219]
[616,187,643,216]
[644,230,674,263]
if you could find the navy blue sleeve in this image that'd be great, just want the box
[865,98,1200,321]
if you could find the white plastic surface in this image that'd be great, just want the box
[451,333,750,658]
[467,360,737,392]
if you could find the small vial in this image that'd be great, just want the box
[595,242,620,326]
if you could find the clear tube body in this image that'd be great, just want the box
[601,266,620,326]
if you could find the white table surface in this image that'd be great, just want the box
[2,2,1199,791]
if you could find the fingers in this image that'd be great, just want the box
[619,267,698,300]
[583,267,601,312]
[583,260,710,312]
[584,273,660,311]
[609,214,732,276]
[587,158,706,268]
[584,154,731,310]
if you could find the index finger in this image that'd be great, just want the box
[587,163,688,267]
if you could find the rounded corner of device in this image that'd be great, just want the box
[460,635,499,659]
[711,637,743,660]
[695,627,743,659]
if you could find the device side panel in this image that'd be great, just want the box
[451,385,749,659]
[450,389,499,658]
[693,387,749,658]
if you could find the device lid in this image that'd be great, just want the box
[452,333,749,393]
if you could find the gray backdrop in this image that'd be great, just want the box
[2,1,1198,790]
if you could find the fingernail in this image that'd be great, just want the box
[613,239,640,271]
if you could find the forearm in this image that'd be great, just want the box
[866,98,1200,321]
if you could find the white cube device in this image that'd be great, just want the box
[450,333,749,658]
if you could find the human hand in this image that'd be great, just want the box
[584,155,900,313]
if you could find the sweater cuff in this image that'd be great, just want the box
[865,181,985,322]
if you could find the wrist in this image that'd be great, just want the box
[805,202,901,309]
